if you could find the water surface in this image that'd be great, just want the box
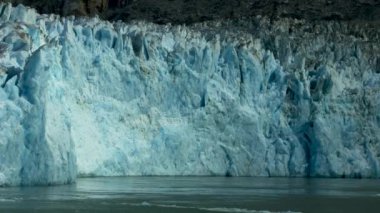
[0,177,379,212]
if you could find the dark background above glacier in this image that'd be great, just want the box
[2,0,380,24]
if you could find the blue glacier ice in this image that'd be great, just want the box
[0,3,379,186]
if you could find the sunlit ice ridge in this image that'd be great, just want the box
[0,3,379,186]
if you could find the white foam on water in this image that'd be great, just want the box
[200,207,300,213]
[128,202,300,213]
[0,198,16,202]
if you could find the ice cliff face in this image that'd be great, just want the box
[0,4,379,186]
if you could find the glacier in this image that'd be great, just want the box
[0,3,379,186]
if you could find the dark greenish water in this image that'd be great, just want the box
[0,177,379,213]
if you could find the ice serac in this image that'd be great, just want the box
[0,4,379,186]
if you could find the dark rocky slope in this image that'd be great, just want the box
[1,0,380,24]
